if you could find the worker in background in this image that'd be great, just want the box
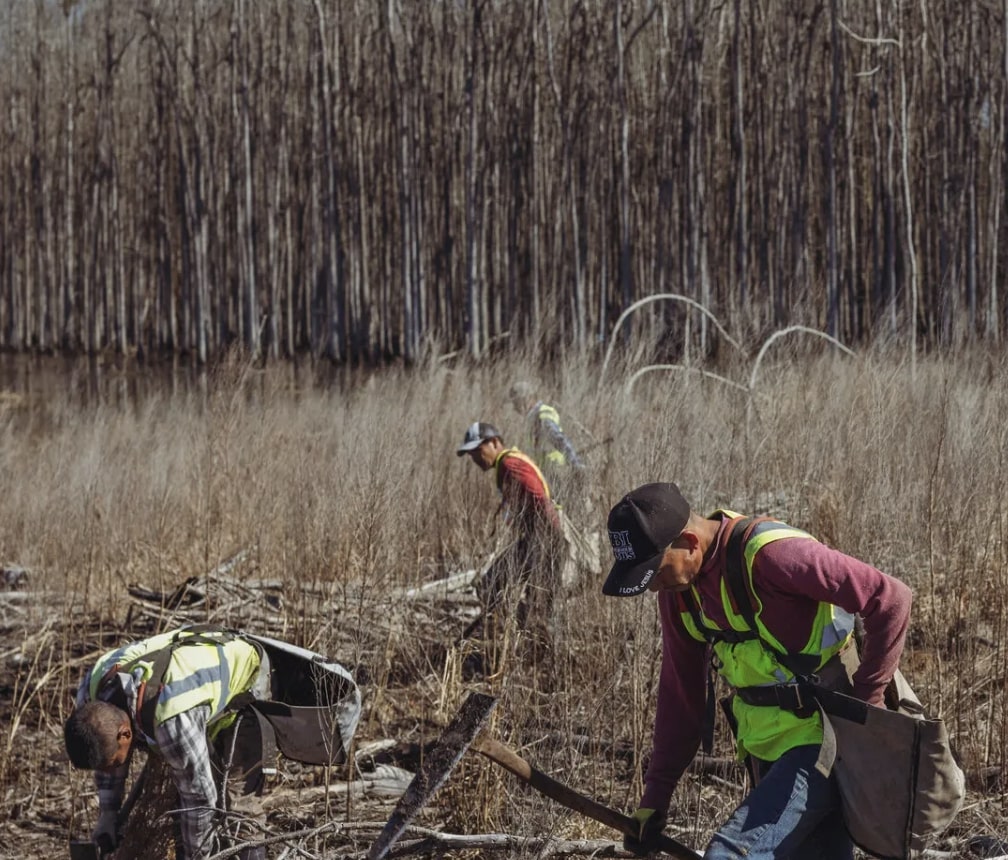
[457,420,564,647]
[508,380,585,514]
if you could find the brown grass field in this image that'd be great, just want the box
[0,343,1005,858]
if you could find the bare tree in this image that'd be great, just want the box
[1,0,1006,364]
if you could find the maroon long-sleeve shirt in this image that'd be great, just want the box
[495,448,562,535]
[640,513,912,813]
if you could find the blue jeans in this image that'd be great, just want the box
[705,745,853,860]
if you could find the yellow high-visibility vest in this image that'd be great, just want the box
[88,628,261,740]
[676,512,855,762]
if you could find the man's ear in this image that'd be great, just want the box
[679,530,701,553]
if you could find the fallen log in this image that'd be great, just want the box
[261,764,414,811]
[402,569,479,600]
[370,833,629,858]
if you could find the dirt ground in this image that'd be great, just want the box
[3,563,1006,860]
[0,568,474,859]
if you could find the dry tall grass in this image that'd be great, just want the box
[1,343,1005,856]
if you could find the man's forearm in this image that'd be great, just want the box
[643,603,709,811]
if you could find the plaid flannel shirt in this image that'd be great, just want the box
[84,673,222,859]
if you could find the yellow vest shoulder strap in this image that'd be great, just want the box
[494,447,552,500]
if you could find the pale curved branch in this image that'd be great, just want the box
[600,294,742,390]
[748,326,857,391]
[625,364,749,396]
[837,19,901,48]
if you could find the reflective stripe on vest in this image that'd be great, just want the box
[494,447,552,500]
[89,630,261,739]
[678,511,855,762]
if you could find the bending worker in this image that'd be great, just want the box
[603,482,911,859]
[65,625,360,860]
[457,420,564,638]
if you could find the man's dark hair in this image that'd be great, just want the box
[64,701,126,769]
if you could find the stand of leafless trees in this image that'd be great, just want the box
[0,1,1004,364]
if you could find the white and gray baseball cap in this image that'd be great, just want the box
[456,421,502,456]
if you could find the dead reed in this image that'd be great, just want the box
[1,342,1005,856]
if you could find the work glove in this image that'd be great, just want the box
[92,808,119,855]
[623,807,667,857]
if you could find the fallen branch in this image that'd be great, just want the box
[204,819,632,860]
[375,833,628,858]
[402,570,478,600]
[262,765,414,811]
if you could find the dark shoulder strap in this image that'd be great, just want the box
[675,588,757,646]
[669,518,765,647]
[125,626,239,738]
[724,517,819,677]
[724,517,760,632]
[133,646,175,738]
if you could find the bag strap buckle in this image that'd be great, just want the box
[776,680,818,717]
[775,682,804,711]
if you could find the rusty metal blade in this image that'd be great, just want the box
[366,691,497,860]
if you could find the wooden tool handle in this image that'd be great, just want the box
[473,736,700,860]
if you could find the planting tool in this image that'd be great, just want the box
[366,691,700,860]
[473,735,701,859]
[69,756,151,860]
[367,691,498,860]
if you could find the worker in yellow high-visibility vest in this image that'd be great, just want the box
[65,626,360,860]
[603,482,912,860]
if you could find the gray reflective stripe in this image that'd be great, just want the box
[90,645,132,687]
[89,652,134,701]
[159,663,229,716]
[822,608,855,650]
[535,403,561,426]
[216,643,230,716]
[750,671,791,687]
[102,645,132,668]
[161,665,225,695]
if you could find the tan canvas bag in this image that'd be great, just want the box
[720,520,965,858]
[813,670,965,859]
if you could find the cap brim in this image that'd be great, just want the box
[456,441,481,456]
[602,553,661,596]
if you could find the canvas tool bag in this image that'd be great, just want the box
[114,626,361,770]
[809,671,965,859]
[722,518,965,860]
[242,632,361,768]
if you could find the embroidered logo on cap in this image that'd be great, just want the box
[609,529,635,561]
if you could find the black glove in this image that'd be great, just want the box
[623,807,667,856]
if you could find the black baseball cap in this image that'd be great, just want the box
[603,483,691,596]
